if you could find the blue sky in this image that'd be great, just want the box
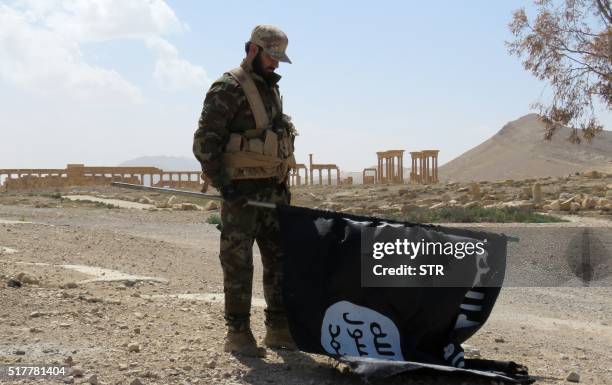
[1,0,609,171]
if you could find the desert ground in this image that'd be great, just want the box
[0,177,611,385]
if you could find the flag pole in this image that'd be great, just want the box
[110,182,275,208]
[110,182,519,241]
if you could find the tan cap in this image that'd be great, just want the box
[249,25,291,64]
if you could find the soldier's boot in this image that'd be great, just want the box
[223,327,266,357]
[263,324,297,350]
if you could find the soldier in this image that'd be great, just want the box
[193,25,297,356]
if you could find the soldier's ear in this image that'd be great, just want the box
[247,42,259,59]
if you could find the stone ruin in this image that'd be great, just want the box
[288,163,308,186]
[308,154,340,186]
[362,168,377,185]
[410,150,439,184]
[362,149,440,185]
[0,164,205,192]
[376,150,405,183]
[1,149,441,192]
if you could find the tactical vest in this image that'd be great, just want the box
[222,66,296,181]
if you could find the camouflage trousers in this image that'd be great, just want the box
[219,180,290,331]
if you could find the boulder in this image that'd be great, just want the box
[179,203,199,211]
[398,189,417,198]
[518,187,532,200]
[566,371,580,382]
[140,196,154,204]
[429,202,447,210]
[596,198,610,208]
[550,200,561,211]
[204,201,219,211]
[583,170,601,179]
[463,201,481,209]
[484,203,502,209]
[560,198,573,211]
[16,272,39,285]
[501,201,534,211]
[581,196,596,210]
[570,202,581,212]
[532,183,542,204]
[324,202,343,211]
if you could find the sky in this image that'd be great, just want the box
[1,0,610,171]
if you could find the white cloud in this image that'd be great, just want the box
[146,37,210,91]
[0,3,143,102]
[0,0,208,102]
[16,0,184,42]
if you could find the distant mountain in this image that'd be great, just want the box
[118,156,200,171]
[438,114,612,182]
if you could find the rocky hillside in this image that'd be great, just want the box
[439,114,612,182]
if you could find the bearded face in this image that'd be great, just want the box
[252,48,279,82]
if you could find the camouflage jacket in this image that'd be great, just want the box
[193,60,290,189]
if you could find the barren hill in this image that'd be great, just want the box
[439,114,612,182]
[119,155,199,171]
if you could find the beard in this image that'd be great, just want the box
[253,52,276,83]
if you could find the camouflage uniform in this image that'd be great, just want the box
[193,60,293,332]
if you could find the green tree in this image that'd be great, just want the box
[507,0,611,142]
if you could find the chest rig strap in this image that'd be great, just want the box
[228,67,270,135]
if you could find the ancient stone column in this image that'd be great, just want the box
[398,156,404,182]
[309,154,314,186]
[433,155,437,182]
[420,155,425,183]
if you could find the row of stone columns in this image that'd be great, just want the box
[310,167,340,186]
[410,150,439,184]
[0,166,205,191]
[153,172,202,187]
[288,164,308,187]
[376,150,405,183]
[308,154,341,186]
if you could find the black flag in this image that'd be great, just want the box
[277,205,532,383]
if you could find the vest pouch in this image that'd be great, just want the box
[247,138,264,154]
[279,135,294,158]
[226,133,243,153]
[263,130,278,157]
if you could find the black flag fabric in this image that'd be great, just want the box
[277,205,533,383]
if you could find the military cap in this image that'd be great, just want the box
[249,25,292,64]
